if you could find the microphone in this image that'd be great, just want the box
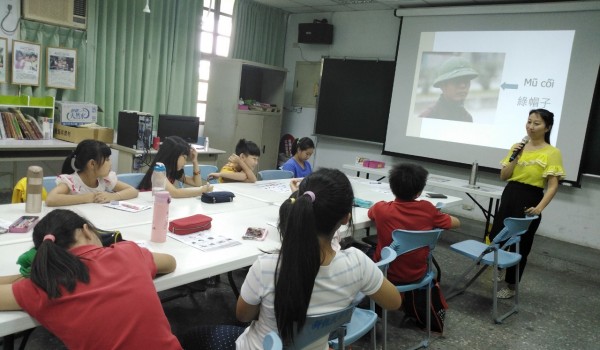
[509,136,530,162]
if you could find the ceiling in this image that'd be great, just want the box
[251,0,587,13]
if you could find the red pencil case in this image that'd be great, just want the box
[168,214,212,235]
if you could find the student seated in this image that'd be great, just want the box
[281,137,315,178]
[46,139,138,207]
[179,168,402,349]
[368,163,460,284]
[138,136,213,198]
[208,138,260,183]
[0,209,181,349]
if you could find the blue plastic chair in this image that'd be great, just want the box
[183,164,218,184]
[386,229,443,350]
[263,331,283,350]
[447,216,538,323]
[286,304,355,349]
[331,247,397,350]
[116,173,145,188]
[43,176,57,193]
[258,169,294,181]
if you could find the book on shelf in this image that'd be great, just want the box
[0,110,45,140]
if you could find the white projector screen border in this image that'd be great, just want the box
[384,2,600,183]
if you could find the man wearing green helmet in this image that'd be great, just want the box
[420,56,479,122]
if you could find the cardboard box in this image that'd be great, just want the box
[54,123,114,144]
[56,102,98,126]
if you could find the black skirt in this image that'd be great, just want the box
[489,181,543,240]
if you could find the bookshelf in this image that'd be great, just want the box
[0,95,55,140]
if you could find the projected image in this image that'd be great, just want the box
[414,52,504,124]
[402,30,574,149]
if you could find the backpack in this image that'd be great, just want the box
[401,279,448,333]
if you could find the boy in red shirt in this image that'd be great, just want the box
[368,163,460,284]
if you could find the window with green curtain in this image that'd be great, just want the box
[19,20,87,101]
[85,0,203,129]
[230,0,288,67]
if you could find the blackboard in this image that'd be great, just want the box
[581,72,600,176]
[315,58,395,143]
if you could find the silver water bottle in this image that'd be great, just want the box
[468,162,478,187]
[26,166,43,213]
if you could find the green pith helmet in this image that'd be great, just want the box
[433,57,479,88]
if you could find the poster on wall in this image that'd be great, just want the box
[47,47,77,90]
[11,40,41,86]
[0,38,6,83]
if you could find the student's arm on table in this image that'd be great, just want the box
[153,252,177,275]
[0,275,24,310]
[46,183,95,207]
[164,180,213,199]
[111,181,139,201]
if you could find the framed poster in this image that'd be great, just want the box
[0,37,6,83]
[47,47,77,90]
[12,40,41,86]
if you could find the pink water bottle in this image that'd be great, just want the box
[151,191,171,243]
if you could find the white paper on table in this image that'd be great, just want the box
[167,230,241,251]
[103,201,151,213]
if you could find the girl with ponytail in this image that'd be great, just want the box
[234,168,401,349]
[281,137,315,178]
[46,139,138,206]
[0,209,181,349]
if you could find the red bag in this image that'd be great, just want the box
[168,214,212,235]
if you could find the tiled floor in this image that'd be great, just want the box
[5,216,600,349]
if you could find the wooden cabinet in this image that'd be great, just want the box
[292,61,321,107]
[205,58,287,171]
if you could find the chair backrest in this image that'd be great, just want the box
[183,164,219,183]
[116,173,145,188]
[258,169,294,181]
[263,331,283,350]
[492,216,538,248]
[43,176,57,193]
[287,304,355,350]
[377,246,397,275]
[390,229,443,258]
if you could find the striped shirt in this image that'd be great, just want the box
[235,247,383,350]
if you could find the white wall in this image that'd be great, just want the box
[281,10,600,250]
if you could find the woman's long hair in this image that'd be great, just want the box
[530,108,554,144]
[61,139,111,174]
[138,136,190,189]
[30,210,99,299]
[275,168,354,343]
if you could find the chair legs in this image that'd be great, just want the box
[448,262,520,324]
[446,264,490,300]
[493,266,520,324]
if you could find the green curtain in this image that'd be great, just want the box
[86,0,203,128]
[19,20,87,101]
[230,0,288,67]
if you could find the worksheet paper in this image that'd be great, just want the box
[167,231,241,251]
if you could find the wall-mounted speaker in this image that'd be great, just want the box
[298,23,333,44]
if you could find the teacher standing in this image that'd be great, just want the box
[490,108,565,299]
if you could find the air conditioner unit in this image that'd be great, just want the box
[22,0,87,30]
